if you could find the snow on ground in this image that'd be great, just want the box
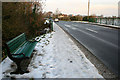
[1,22,103,79]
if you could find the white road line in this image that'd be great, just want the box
[77,29,118,48]
[72,24,78,27]
[64,23,118,48]
[65,24,71,28]
[86,28,98,33]
[71,27,77,30]
[65,24,77,30]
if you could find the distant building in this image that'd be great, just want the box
[58,14,68,18]
[118,1,120,17]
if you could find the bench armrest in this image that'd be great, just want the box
[12,53,26,57]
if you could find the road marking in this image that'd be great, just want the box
[77,29,118,48]
[72,24,78,27]
[65,24,71,28]
[71,27,77,30]
[86,28,98,33]
[65,24,77,30]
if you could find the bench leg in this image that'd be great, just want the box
[11,61,29,74]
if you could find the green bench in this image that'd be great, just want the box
[5,33,38,74]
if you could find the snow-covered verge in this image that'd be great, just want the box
[0,22,103,79]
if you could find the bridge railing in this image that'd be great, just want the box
[89,18,120,26]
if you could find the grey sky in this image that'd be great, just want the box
[44,0,119,17]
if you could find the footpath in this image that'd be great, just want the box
[1,23,103,79]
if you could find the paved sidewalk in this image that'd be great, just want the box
[38,22,103,78]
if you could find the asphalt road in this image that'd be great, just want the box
[55,21,119,75]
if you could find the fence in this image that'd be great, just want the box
[89,18,120,26]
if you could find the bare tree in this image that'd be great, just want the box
[54,8,61,18]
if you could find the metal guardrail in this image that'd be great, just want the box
[89,18,120,26]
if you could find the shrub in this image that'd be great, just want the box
[2,2,46,60]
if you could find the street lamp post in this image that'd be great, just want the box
[88,0,90,20]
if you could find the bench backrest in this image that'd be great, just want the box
[6,33,26,53]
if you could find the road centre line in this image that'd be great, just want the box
[65,24,71,28]
[76,29,118,48]
[62,23,118,48]
[72,24,78,27]
[65,24,77,30]
[86,28,98,33]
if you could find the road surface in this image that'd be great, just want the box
[56,21,119,75]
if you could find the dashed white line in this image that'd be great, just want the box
[65,24,71,28]
[72,24,78,27]
[65,24,77,30]
[86,28,98,33]
[77,29,118,48]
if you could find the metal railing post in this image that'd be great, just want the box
[100,18,102,24]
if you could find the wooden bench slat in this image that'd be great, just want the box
[8,37,26,48]
[7,33,26,53]
[7,33,25,44]
[11,41,28,55]
[10,40,26,53]
[11,42,37,58]
[22,41,37,57]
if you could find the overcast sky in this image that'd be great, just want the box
[44,0,119,17]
